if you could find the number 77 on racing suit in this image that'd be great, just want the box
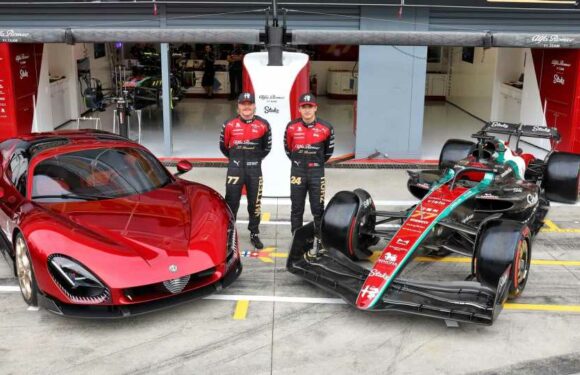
[284,93,335,235]
[220,92,272,249]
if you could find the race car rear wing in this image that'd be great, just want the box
[483,121,560,141]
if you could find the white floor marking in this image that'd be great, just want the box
[0,286,19,292]
[204,294,346,305]
[240,198,418,206]
[237,220,399,229]
[243,197,580,208]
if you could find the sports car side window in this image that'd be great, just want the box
[8,151,28,196]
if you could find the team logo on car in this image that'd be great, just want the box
[359,286,380,299]
[169,264,178,273]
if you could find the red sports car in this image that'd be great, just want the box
[0,130,241,317]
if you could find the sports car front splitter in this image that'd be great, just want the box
[287,223,511,325]
[38,260,242,319]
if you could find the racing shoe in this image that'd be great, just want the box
[250,232,264,249]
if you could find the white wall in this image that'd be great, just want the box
[32,48,53,132]
[490,48,525,121]
[448,47,498,121]
[310,61,357,96]
[519,48,550,155]
[520,49,545,127]
[47,44,79,122]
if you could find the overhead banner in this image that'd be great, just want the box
[243,52,310,197]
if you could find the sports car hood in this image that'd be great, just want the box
[38,181,230,286]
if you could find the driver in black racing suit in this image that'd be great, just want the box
[284,93,334,237]
[220,92,272,249]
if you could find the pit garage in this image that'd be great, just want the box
[1,1,580,374]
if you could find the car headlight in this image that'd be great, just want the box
[226,221,238,266]
[48,255,110,304]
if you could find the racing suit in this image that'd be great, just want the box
[220,115,272,233]
[284,118,335,234]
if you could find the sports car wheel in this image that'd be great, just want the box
[474,220,531,299]
[15,234,39,306]
[320,189,376,261]
[439,139,476,170]
[544,152,580,204]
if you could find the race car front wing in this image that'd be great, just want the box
[287,223,511,325]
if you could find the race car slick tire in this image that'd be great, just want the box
[439,139,476,170]
[14,234,39,307]
[474,220,531,299]
[544,152,580,204]
[320,189,376,260]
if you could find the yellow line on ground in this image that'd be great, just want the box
[261,212,271,222]
[262,250,579,266]
[233,300,250,320]
[542,219,561,232]
[531,259,580,266]
[414,256,580,266]
[504,303,580,313]
[541,219,580,233]
[414,256,471,263]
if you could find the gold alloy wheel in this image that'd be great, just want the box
[517,239,529,288]
[15,237,33,301]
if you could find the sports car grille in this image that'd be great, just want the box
[124,267,216,303]
[163,275,191,294]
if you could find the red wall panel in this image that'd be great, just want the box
[0,43,43,140]
[532,49,580,153]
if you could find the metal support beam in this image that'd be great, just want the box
[0,28,261,44]
[161,42,172,156]
[290,30,580,48]
[2,27,580,48]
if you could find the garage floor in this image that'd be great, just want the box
[1,169,580,374]
[63,98,482,160]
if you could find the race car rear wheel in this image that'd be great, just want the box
[474,220,531,299]
[15,234,39,307]
[320,189,376,261]
[439,139,476,170]
[544,152,580,204]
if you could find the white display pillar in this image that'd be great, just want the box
[243,52,310,197]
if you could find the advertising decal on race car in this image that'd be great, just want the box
[356,171,494,309]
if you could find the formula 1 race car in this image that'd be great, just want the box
[0,130,241,317]
[287,121,580,325]
[123,75,184,110]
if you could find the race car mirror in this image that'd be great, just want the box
[175,160,193,176]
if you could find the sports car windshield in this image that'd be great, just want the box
[31,147,171,202]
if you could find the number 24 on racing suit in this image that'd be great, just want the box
[284,118,334,234]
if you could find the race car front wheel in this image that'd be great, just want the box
[320,189,376,261]
[544,152,580,204]
[15,234,39,306]
[474,220,531,299]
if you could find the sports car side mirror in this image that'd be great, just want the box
[175,160,193,176]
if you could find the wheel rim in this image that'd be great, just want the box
[515,239,529,288]
[15,237,33,301]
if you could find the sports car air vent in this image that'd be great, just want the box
[163,275,191,294]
